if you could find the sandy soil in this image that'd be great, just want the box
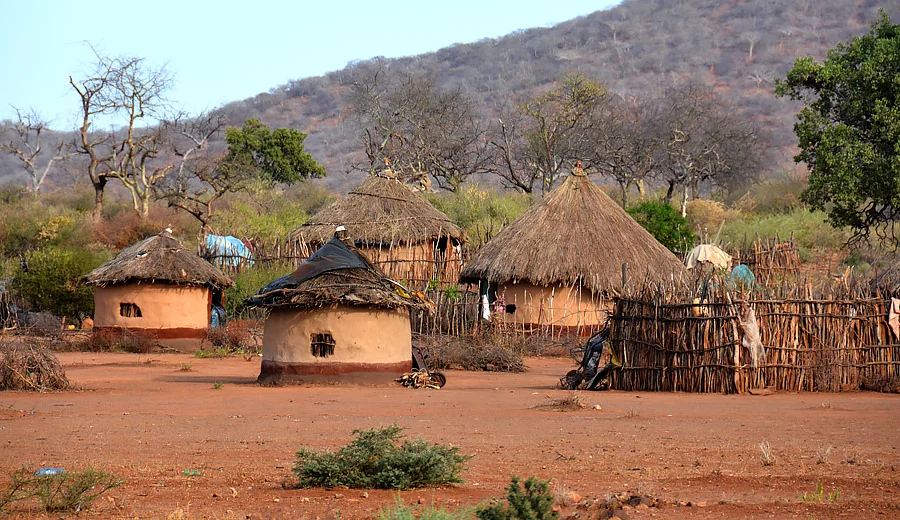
[0,352,898,519]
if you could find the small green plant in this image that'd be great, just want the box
[800,479,842,502]
[377,498,474,520]
[194,346,232,359]
[476,476,558,520]
[293,425,472,489]
[180,363,193,372]
[443,285,462,301]
[0,468,123,513]
[212,382,224,389]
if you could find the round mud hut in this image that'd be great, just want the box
[289,172,465,290]
[84,231,233,351]
[249,235,430,385]
[459,165,686,335]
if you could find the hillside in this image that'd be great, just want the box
[1,0,894,192]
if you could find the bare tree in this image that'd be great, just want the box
[1,108,72,194]
[156,114,254,233]
[487,105,539,193]
[518,73,610,194]
[653,82,764,215]
[589,98,660,207]
[70,48,174,221]
[350,66,491,191]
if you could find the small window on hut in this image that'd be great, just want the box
[310,333,335,358]
[120,303,142,318]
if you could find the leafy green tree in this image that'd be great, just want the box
[224,118,326,185]
[775,11,900,244]
[627,201,696,253]
[11,247,110,321]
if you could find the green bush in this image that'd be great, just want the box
[476,476,558,520]
[377,498,474,520]
[427,186,534,247]
[293,425,472,489]
[226,264,294,317]
[627,201,696,253]
[210,196,310,242]
[11,246,110,321]
[0,468,123,513]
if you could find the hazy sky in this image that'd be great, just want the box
[1,0,621,129]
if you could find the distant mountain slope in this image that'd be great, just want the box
[1,0,894,192]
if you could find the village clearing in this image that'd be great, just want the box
[0,352,897,519]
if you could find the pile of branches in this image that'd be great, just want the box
[415,329,526,372]
[395,370,442,389]
[861,375,900,393]
[0,338,71,391]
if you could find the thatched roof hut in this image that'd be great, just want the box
[248,236,430,312]
[291,174,464,247]
[85,232,232,288]
[290,173,466,290]
[460,167,685,292]
[84,232,232,352]
[252,236,428,385]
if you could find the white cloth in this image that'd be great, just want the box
[685,244,732,270]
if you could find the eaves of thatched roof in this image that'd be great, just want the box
[459,169,686,293]
[247,237,430,311]
[84,232,233,288]
[290,174,465,246]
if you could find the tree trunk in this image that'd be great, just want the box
[681,184,689,217]
[664,180,676,204]
[636,179,646,198]
[619,181,629,208]
[92,179,107,223]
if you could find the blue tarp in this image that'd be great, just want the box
[205,234,254,267]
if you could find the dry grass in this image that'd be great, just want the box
[759,441,776,466]
[532,393,586,411]
[0,338,71,391]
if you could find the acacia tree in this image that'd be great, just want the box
[1,108,72,194]
[776,10,900,245]
[488,104,537,193]
[351,66,491,191]
[518,73,610,194]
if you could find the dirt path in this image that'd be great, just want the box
[1,352,898,518]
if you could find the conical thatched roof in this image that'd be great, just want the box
[84,232,233,288]
[290,174,464,246]
[247,237,430,311]
[459,168,686,293]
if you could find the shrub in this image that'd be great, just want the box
[10,246,110,322]
[0,467,123,513]
[205,324,254,353]
[225,264,294,317]
[209,196,309,242]
[293,425,472,489]
[427,186,534,248]
[377,498,474,520]
[627,201,696,253]
[476,476,558,520]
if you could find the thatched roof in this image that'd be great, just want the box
[290,174,465,246]
[459,168,686,293]
[84,232,233,288]
[247,237,430,311]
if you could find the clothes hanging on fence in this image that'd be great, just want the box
[739,303,765,368]
[889,298,900,339]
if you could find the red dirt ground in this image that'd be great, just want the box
[1,352,898,519]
